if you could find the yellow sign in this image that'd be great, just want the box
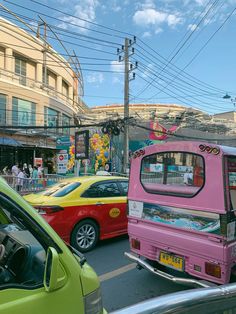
[109,208,121,218]
[159,252,184,271]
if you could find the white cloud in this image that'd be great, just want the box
[141,0,156,9]
[187,23,198,31]
[155,28,163,34]
[86,72,104,84]
[112,76,122,84]
[142,31,152,38]
[110,60,124,73]
[195,0,208,5]
[58,0,99,32]
[167,14,182,27]
[110,61,124,84]
[133,8,182,29]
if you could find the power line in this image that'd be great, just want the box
[136,38,232,95]
[132,50,223,101]
[29,0,134,37]
[132,53,230,108]
[134,0,221,99]
[0,9,122,47]
[146,5,236,102]
[3,0,128,40]
[0,40,116,61]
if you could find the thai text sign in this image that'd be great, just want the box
[75,130,89,160]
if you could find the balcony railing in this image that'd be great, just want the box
[0,68,79,111]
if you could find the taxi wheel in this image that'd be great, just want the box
[71,219,99,252]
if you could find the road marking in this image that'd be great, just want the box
[99,263,137,282]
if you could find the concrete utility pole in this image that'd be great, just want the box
[118,37,137,174]
[123,38,129,174]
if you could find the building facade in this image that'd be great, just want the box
[0,17,88,172]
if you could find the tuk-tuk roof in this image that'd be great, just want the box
[146,141,236,156]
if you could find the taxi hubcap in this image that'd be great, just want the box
[76,224,96,249]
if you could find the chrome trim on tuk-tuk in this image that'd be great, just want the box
[125,252,214,288]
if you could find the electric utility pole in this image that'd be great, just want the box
[118,37,137,174]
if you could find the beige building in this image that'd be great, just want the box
[0,17,88,171]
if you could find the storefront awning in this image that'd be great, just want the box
[0,137,23,146]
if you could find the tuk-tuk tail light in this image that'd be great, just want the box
[131,238,140,250]
[205,262,221,278]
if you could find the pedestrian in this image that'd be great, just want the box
[23,163,30,178]
[183,169,193,185]
[11,163,19,176]
[16,168,25,192]
[11,163,19,188]
[28,164,33,178]
[32,166,39,189]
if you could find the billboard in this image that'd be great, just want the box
[75,130,89,159]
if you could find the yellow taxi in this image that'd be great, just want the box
[24,176,128,252]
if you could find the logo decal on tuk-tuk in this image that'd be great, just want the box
[133,149,145,159]
[199,144,220,155]
[141,202,221,235]
[109,208,121,218]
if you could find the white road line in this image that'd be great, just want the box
[99,263,137,282]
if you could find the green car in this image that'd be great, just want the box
[0,177,106,314]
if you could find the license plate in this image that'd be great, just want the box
[159,251,184,271]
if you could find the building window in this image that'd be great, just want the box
[15,57,26,86]
[62,114,70,135]
[0,94,6,125]
[44,107,59,134]
[141,152,204,197]
[12,97,36,126]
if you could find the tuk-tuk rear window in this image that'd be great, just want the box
[141,152,204,197]
[227,157,236,210]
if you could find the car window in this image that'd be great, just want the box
[82,182,121,198]
[119,181,128,196]
[42,182,71,196]
[53,182,81,197]
[0,193,50,290]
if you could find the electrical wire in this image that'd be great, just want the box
[136,39,233,95]
[144,5,236,102]
[3,0,129,40]
[0,9,122,47]
[134,0,221,99]
[133,56,231,107]
[29,0,134,37]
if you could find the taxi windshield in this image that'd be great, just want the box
[42,181,81,197]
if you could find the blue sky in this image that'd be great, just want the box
[1,0,236,114]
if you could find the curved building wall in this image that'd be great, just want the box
[0,18,88,171]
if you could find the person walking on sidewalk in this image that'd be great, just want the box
[16,168,25,192]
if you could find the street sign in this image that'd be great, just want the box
[57,153,68,174]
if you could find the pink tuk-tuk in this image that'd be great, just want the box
[125,141,236,287]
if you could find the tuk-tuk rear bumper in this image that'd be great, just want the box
[125,252,216,288]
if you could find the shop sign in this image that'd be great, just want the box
[34,158,43,167]
[75,130,89,160]
[57,153,68,174]
[56,136,71,150]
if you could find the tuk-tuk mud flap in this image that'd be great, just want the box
[125,252,217,288]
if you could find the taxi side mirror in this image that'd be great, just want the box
[44,247,67,292]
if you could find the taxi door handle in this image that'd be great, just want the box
[96,202,104,205]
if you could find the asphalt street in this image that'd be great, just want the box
[85,235,190,312]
